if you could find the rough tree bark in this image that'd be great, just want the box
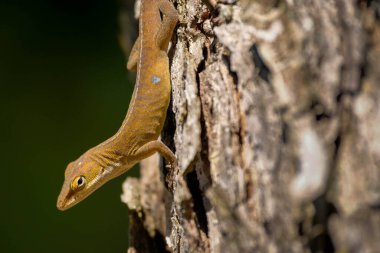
[120,0,380,252]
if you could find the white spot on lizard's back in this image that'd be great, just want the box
[151,75,161,85]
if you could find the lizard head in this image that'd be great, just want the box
[57,150,120,211]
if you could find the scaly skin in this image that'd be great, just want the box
[57,0,178,211]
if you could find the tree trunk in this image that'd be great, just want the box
[121,0,380,252]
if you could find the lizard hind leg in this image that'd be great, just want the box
[127,35,141,72]
[156,0,179,51]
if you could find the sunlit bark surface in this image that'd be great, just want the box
[121,1,380,252]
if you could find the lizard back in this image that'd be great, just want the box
[115,0,172,156]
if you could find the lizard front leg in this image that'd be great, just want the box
[133,140,176,167]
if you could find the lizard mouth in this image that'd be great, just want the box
[57,187,76,211]
[57,200,69,211]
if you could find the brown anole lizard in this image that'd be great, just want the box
[57,0,178,211]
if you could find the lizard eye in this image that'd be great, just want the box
[71,176,86,191]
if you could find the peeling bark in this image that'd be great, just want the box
[121,0,380,252]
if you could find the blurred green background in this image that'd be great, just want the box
[0,0,138,252]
